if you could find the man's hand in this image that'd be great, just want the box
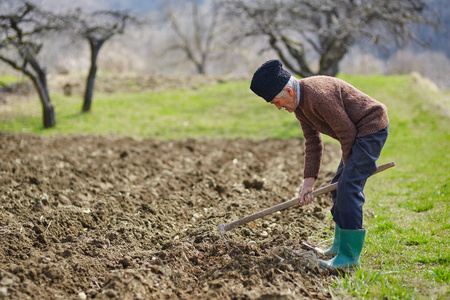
[299,177,315,205]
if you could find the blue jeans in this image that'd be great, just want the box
[330,126,389,229]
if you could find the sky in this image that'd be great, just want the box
[31,0,161,13]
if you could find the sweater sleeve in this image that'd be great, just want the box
[298,113,323,179]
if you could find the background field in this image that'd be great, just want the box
[0,73,449,298]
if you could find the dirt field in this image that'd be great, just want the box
[0,133,342,299]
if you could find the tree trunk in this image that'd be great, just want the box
[196,63,205,75]
[83,40,103,113]
[29,77,55,128]
[29,63,55,128]
[42,101,56,128]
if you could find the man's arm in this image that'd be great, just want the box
[296,113,323,179]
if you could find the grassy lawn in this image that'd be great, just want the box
[330,75,450,299]
[0,79,300,138]
[1,73,449,299]
[0,74,21,87]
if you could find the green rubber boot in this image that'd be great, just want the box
[316,225,340,255]
[319,228,366,270]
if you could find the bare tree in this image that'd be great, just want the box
[163,0,225,74]
[225,0,434,77]
[0,1,61,128]
[67,9,138,113]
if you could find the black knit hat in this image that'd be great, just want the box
[250,59,291,102]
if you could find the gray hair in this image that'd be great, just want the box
[276,76,298,98]
[285,76,298,90]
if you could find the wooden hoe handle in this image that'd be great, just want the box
[218,161,395,234]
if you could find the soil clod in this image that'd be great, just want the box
[0,133,340,299]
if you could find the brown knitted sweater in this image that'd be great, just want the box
[295,76,389,179]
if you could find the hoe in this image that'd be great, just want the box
[218,161,395,248]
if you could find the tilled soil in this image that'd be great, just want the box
[0,133,341,299]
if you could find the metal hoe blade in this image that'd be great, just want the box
[217,223,230,249]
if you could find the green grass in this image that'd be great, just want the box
[0,80,300,138]
[331,75,450,299]
[0,74,21,87]
[1,73,449,298]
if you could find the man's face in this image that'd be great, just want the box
[269,88,297,113]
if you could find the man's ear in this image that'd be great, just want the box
[284,87,294,96]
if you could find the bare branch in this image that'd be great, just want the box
[225,0,434,77]
[162,0,226,74]
[0,0,58,127]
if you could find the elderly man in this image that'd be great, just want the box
[250,59,389,270]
